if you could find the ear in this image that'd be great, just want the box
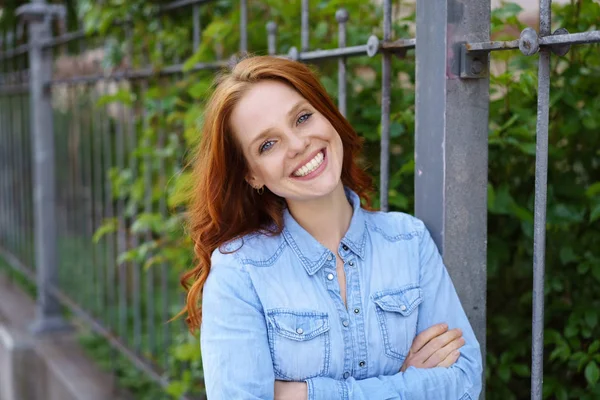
[245,175,263,189]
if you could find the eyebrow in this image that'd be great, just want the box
[248,100,310,148]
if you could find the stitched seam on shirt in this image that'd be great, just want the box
[306,379,315,400]
[282,227,314,272]
[459,393,472,400]
[366,222,420,242]
[339,380,349,400]
[372,305,404,359]
[240,239,287,267]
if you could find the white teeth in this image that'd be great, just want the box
[293,151,324,177]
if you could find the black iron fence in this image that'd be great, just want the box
[0,0,599,398]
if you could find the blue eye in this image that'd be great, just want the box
[296,113,312,125]
[259,140,275,153]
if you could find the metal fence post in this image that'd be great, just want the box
[17,1,70,334]
[415,0,489,395]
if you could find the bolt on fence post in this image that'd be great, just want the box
[17,1,70,334]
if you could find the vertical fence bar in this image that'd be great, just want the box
[0,50,7,249]
[415,0,489,394]
[301,0,309,51]
[531,2,552,399]
[336,9,348,118]
[157,102,171,367]
[5,57,16,254]
[240,0,248,54]
[126,51,143,354]
[267,22,277,56]
[141,81,156,360]
[14,57,24,264]
[0,62,5,248]
[91,87,104,317]
[379,0,391,212]
[101,86,116,332]
[81,84,95,311]
[18,41,33,269]
[193,5,201,52]
[20,1,70,333]
[6,34,17,255]
[72,83,84,302]
[115,80,128,342]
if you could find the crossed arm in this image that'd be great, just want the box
[201,224,482,400]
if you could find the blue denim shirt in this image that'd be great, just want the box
[200,188,482,399]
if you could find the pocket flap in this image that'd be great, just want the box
[267,310,330,341]
[372,286,423,316]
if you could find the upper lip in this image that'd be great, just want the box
[291,148,325,175]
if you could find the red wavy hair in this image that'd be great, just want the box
[180,55,373,332]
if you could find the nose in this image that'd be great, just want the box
[286,131,310,158]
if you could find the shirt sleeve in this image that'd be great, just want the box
[305,217,483,400]
[200,253,275,400]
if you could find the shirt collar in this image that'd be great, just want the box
[282,187,367,276]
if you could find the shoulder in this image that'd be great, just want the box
[362,209,426,242]
[213,230,287,268]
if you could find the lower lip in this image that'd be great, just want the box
[292,149,328,181]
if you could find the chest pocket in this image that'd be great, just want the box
[266,309,331,381]
[372,285,423,361]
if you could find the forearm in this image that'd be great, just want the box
[307,361,481,400]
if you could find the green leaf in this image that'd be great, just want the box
[512,363,530,377]
[590,203,600,223]
[559,246,578,265]
[188,80,212,99]
[498,364,511,382]
[92,218,118,243]
[585,182,600,198]
[585,310,598,329]
[585,361,599,386]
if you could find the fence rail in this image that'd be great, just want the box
[1,0,599,398]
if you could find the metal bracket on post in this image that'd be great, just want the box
[459,44,489,79]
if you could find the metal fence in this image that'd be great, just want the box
[0,0,599,398]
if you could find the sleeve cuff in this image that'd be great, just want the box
[305,377,348,400]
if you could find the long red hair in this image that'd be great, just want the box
[181,55,373,332]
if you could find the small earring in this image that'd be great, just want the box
[256,186,264,195]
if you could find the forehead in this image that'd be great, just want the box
[230,80,307,140]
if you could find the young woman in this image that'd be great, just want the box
[181,55,482,399]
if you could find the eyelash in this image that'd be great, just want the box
[258,112,313,154]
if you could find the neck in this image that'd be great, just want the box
[286,183,353,252]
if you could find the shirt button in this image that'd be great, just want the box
[327,254,333,261]
[353,308,360,314]
[359,361,366,367]
[343,372,350,379]
[296,328,304,334]
[342,320,349,327]
[348,261,354,267]
[400,304,407,311]
[327,273,334,281]
[342,244,349,251]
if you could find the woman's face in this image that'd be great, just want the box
[230,80,344,203]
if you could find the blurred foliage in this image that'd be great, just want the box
[2,0,597,398]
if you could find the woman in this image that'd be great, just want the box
[181,55,482,399]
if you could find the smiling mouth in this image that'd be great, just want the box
[292,150,325,177]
